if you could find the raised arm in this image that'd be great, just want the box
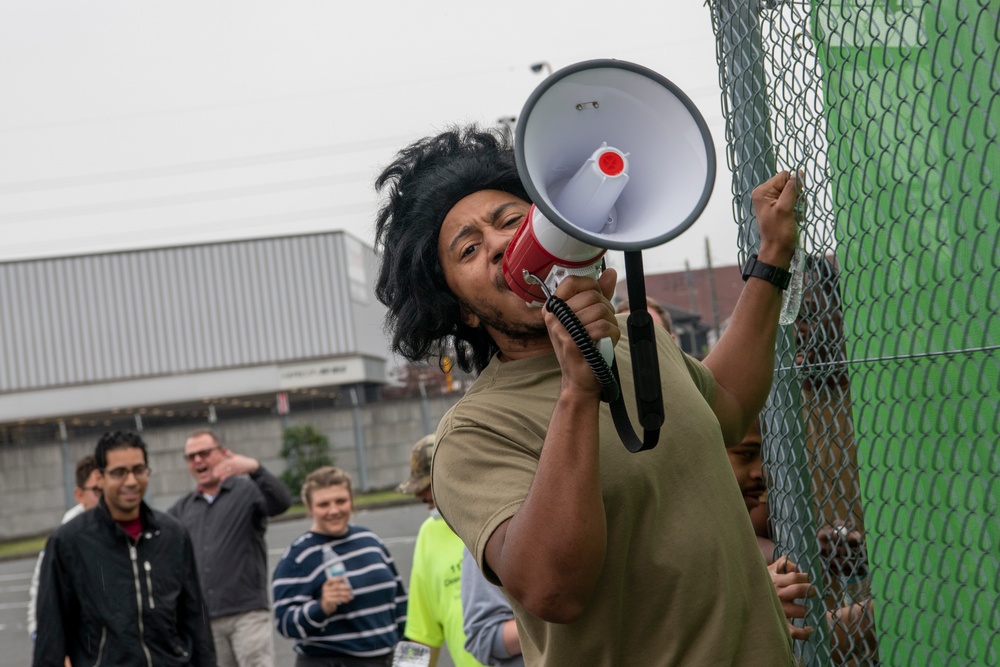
[212,452,293,517]
[704,171,800,444]
[484,270,620,624]
[250,464,293,517]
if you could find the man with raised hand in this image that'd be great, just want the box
[169,429,293,667]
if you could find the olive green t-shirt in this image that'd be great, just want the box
[432,322,794,666]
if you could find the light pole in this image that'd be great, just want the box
[496,116,517,143]
[530,60,553,76]
[497,61,553,141]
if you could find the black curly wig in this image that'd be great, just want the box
[374,126,531,374]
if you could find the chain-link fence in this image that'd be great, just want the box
[706,1,998,664]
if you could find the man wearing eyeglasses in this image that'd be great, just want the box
[33,430,216,667]
[27,455,103,645]
[168,429,293,667]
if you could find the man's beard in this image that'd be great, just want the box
[459,273,548,341]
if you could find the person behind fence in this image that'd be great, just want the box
[168,429,294,667]
[614,296,676,341]
[397,434,487,667]
[728,418,878,663]
[372,125,800,665]
[793,252,871,618]
[272,466,407,667]
[27,454,103,646]
[33,430,216,667]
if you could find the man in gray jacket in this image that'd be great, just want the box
[168,429,293,667]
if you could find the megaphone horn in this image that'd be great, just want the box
[514,59,716,252]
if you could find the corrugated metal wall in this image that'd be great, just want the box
[0,232,378,393]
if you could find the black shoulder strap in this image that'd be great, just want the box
[608,358,661,452]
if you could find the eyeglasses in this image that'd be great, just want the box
[104,464,151,481]
[82,486,103,495]
[183,446,220,463]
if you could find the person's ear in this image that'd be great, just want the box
[73,487,85,505]
[459,305,480,328]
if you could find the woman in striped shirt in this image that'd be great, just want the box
[273,467,408,667]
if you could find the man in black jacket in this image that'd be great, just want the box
[169,429,292,667]
[34,430,216,667]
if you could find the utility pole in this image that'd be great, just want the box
[59,420,73,510]
[684,259,699,314]
[704,237,721,333]
[496,116,516,144]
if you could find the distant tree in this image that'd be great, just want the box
[280,425,334,498]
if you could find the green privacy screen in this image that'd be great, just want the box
[708,1,998,665]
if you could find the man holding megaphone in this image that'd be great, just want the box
[374,120,799,665]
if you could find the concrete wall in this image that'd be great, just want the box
[0,394,460,541]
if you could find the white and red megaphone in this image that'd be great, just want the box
[501,60,716,448]
[502,59,716,304]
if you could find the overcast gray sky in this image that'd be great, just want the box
[0,0,741,274]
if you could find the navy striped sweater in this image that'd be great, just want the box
[272,526,407,658]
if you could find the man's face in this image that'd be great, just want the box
[437,190,548,343]
[74,469,103,511]
[415,485,434,511]
[726,423,767,511]
[184,433,227,489]
[101,446,149,521]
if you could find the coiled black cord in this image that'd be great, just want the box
[525,271,620,403]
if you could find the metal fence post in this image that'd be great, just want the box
[712,1,830,662]
[349,387,369,492]
[59,420,73,510]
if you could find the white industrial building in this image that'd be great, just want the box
[0,230,391,432]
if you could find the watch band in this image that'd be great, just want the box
[742,254,791,290]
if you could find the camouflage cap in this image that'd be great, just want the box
[396,434,435,494]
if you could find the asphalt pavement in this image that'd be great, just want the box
[0,502,456,667]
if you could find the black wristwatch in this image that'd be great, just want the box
[742,254,791,290]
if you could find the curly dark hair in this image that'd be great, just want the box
[373,125,531,374]
[94,430,148,470]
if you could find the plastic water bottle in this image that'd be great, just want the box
[321,543,351,591]
[838,570,872,608]
[778,246,804,326]
[779,172,807,326]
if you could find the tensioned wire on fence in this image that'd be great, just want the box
[707,1,998,665]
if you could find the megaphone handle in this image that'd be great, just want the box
[527,268,660,452]
[598,336,615,367]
